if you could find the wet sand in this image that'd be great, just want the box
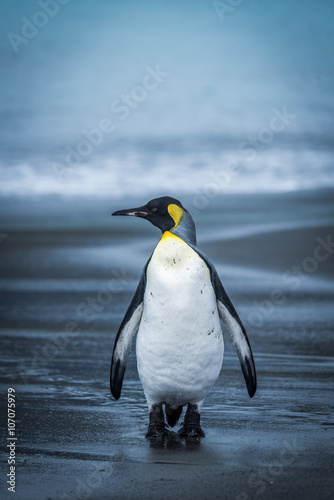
[0,189,334,499]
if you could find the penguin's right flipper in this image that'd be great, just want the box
[110,261,149,400]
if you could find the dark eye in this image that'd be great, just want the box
[151,207,158,212]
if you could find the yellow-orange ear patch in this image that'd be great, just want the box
[167,204,184,228]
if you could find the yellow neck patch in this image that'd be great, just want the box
[160,230,182,242]
[167,204,184,229]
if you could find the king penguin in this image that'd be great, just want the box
[110,196,256,438]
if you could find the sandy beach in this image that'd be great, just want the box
[0,189,333,499]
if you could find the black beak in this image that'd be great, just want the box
[112,206,149,218]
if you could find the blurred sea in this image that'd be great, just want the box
[1,136,334,201]
[1,1,334,205]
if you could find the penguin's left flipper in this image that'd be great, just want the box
[213,269,257,397]
[192,247,257,398]
[110,260,150,400]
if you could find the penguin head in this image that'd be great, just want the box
[112,196,196,244]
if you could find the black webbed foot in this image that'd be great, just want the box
[145,404,170,439]
[178,403,205,438]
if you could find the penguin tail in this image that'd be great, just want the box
[165,404,183,427]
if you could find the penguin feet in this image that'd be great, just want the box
[178,403,205,439]
[178,424,205,438]
[145,404,170,439]
[146,424,170,439]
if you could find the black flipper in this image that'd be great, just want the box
[215,276,257,398]
[190,245,257,398]
[110,259,150,400]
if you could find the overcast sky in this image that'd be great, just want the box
[1,0,334,160]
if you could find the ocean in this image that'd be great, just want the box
[1,136,334,202]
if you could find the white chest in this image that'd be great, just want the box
[136,232,224,406]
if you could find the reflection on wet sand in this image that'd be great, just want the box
[0,190,333,499]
